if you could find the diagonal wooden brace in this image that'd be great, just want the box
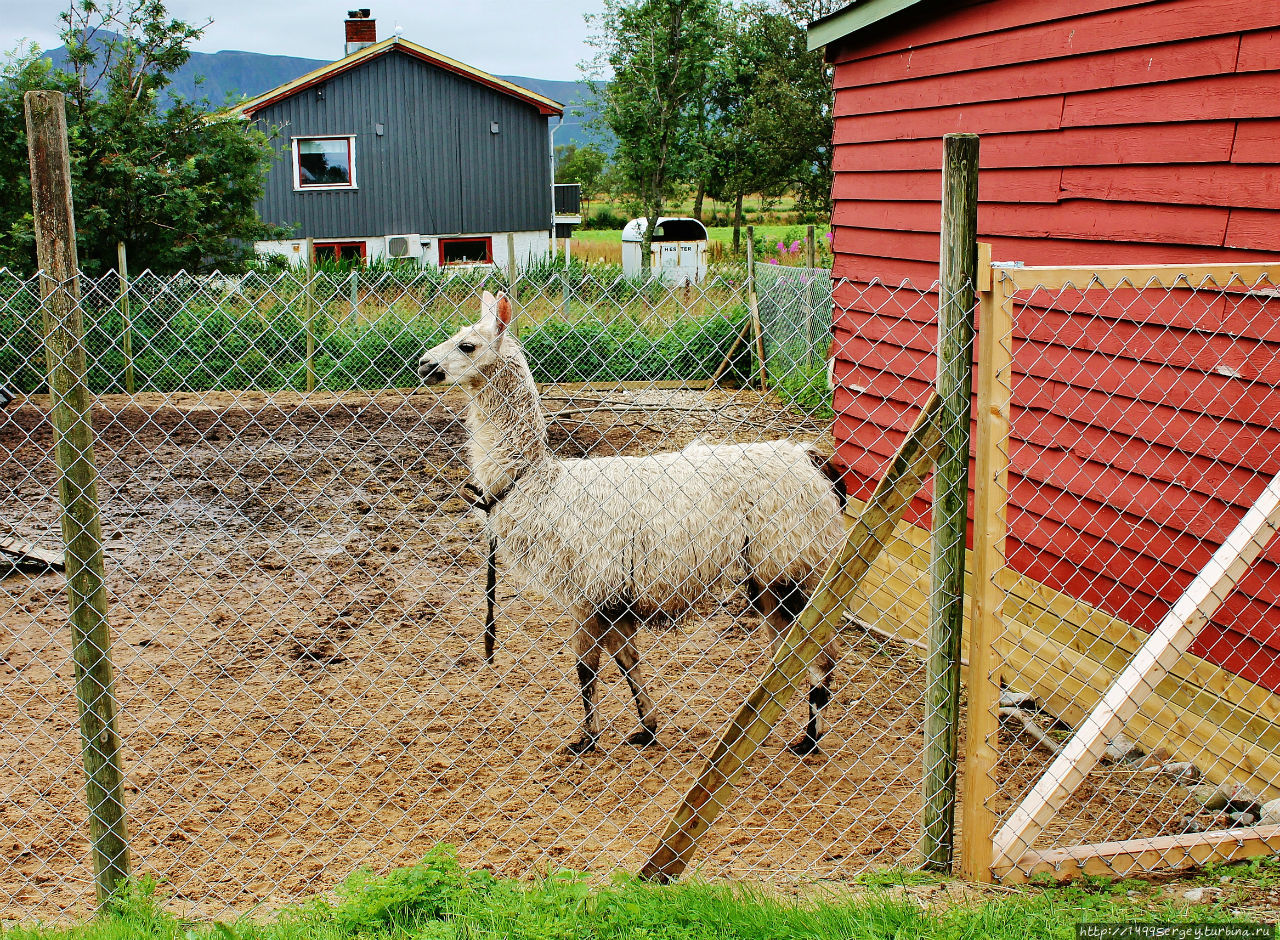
[641,392,945,882]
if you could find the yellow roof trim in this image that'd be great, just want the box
[226,37,563,117]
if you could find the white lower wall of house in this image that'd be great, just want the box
[254,231,551,268]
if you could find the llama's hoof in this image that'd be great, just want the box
[788,736,822,756]
[626,727,660,748]
[567,735,599,755]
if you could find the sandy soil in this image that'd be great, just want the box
[0,387,1197,920]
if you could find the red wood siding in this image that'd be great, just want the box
[826,0,1280,691]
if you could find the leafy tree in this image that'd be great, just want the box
[0,0,282,276]
[554,143,608,213]
[700,1,838,248]
[583,0,721,271]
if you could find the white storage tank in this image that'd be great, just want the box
[621,217,709,283]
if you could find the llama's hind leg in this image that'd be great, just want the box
[600,609,659,748]
[756,580,834,755]
[568,614,604,755]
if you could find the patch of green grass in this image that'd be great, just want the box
[4,848,1266,940]
[772,364,834,419]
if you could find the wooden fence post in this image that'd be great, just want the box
[745,225,768,390]
[115,242,135,396]
[958,243,1012,882]
[303,237,316,393]
[805,223,817,368]
[25,89,131,908]
[921,132,979,871]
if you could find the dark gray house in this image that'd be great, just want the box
[230,13,563,268]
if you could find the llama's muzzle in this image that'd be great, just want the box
[417,359,445,384]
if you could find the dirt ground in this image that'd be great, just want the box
[0,387,1200,921]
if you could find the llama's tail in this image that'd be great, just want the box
[806,445,848,512]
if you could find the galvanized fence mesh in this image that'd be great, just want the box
[1,264,956,921]
[977,266,1280,880]
[7,258,1276,919]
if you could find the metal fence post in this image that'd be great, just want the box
[24,89,132,908]
[922,132,980,871]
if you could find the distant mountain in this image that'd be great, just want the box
[37,36,605,149]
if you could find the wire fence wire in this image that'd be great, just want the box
[8,259,1275,917]
[979,269,1280,877]
[3,263,935,922]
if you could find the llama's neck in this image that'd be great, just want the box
[466,347,553,496]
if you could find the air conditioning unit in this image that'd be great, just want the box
[385,234,422,258]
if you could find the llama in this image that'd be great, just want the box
[417,291,846,755]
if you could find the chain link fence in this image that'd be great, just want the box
[9,256,1274,918]
[3,263,960,922]
[981,266,1280,879]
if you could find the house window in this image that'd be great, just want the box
[439,237,493,265]
[293,136,356,190]
[313,240,367,263]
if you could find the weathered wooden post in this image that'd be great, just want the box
[115,242,135,395]
[744,225,768,390]
[921,132,980,870]
[303,236,316,393]
[25,89,132,907]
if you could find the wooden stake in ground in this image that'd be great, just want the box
[921,132,979,871]
[304,236,316,393]
[116,241,135,396]
[744,225,768,390]
[641,391,944,883]
[25,89,131,907]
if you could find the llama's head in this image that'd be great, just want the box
[417,290,515,387]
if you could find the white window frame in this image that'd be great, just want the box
[292,135,358,191]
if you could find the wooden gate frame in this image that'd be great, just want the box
[960,259,1280,883]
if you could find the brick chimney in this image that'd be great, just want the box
[344,9,376,56]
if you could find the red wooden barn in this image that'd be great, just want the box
[808,1,1280,694]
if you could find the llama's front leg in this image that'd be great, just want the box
[602,615,659,748]
[791,649,838,756]
[757,580,832,755]
[568,617,603,754]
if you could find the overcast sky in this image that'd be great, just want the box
[4,1,606,81]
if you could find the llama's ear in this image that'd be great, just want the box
[480,290,498,322]
[495,292,513,336]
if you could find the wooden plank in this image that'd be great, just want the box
[1225,210,1280,252]
[990,469,1280,870]
[1232,120,1280,164]
[836,198,1232,247]
[828,0,1140,65]
[1004,262,1280,292]
[640,393,945,883]
[1063,73,1280,128]
[833,96,1063,144]
[996,826,1280,882]
[959,245,1010,882]
[1060,163,1280,211]
[832,0,1279,88]
[1238,27,1280,72]
[834,122,1238,172]
[834,36,1241,110]
[835,168,1064,204]
[0,536,66,570]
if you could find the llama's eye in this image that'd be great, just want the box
[458,343,477,354]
